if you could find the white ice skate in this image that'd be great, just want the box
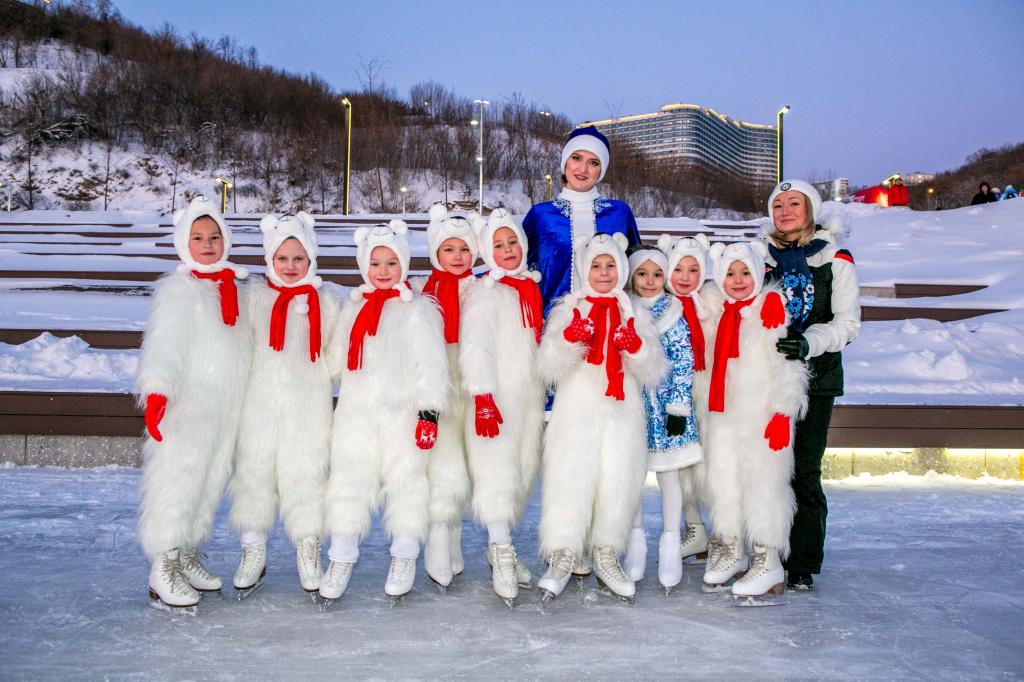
[424,524,453,590]
[488,543,519,607]
[732,545,786,606]
[593,546,636,603]
[179,548,222,592]
[538,549,576,602]
[148,549,199,613]
[658,531,683,594]
[623,527,647,582]
[233,543,267,600]
[450,522,464,576]
[572,549,593,587]
[702,537,748,593]
[319,560,355,603]
[486,545,532,588]
[681,522,709,564]
[384,555,417,602]
[296,536,322,595]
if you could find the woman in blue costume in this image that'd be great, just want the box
[523,126,642,316]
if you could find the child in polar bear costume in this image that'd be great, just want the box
[136,195,252,611]
[535,232,666,602]
[228,212,340,599]
[694,240,808,599]
[408,204,478,589]
[319,220,450,601]
[458,208,545,604]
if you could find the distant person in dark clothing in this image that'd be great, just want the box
[970,182,998,205]
[888,177,909,207]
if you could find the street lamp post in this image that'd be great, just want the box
[927,186,935,210]
[544,173,553,201]
[473,99,489,213]
[400,186,408,214]
[776,105,791,184]
[215,177,233,214]
[341,97,352,216]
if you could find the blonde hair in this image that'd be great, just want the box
[770,194,816,247]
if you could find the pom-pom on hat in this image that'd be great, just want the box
[709,240,769,302]
[426,204,479,271]
[561,125,611,182]
[767,179,822,226]
[260,211,321,289]
[657,229,710,296]
[353,219,413,301]
[171,195,247,277]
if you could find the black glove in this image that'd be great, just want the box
[665,414,687,436]
[417,410,439,424]
[776,331,809,361]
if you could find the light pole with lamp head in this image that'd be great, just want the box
[400,186,407,214]
[776,105,790,184]
[544,173,553,201]
[473,99,489,213]
[341,97,352,215]
[215,177,233,214]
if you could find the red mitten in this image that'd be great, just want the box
[415,411,439,450]
[611,317,642,353]
[145,393,167,442]
[474,394,503,438]
[764,412,791,451]
[563,308,595,343]
[761,291,786,330]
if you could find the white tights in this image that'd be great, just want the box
[631,471,703,535]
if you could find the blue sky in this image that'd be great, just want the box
[112,0,1024,186]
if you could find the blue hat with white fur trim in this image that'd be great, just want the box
[562,126,611,182]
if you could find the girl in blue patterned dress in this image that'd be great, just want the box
[622,244,704,592]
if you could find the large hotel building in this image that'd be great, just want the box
[582,104,777,184]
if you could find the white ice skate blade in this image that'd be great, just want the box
[594,578,636,604]
[731,593,789,607]
[387,592,408,607]
[539,588,558,603]
[701,582,734,594]
[682,555,707,565]
[147,597,197,616]
[233,577,265,601]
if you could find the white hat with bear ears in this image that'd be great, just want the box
[352,219,413,301]
[172,195,248,278]
[260,211,321,289]
[427,203,479,271]
[470,208,542,287]
[657,227,710,297]
[708,239,769,303]
[571,232,633,315]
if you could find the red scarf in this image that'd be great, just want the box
[708,297,754,412]
[268,281,321,363]
[348,287,401,371]
[191,269,239,326]
[677,295,706,371]
[498,276,543,343]
[423,269,471,343]
[584,296,625,401]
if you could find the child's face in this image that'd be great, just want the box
[631,259,664,298]
[671,256,702,295]
[188,216,224,265]
[771,190,810,236]
[492,227,522,271]
[724,260,755,300]
[588,254,618,294]
[272,238,310,284]
[436,237,473,276]
[367,246,401,289]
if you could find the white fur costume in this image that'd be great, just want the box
[136,196,251,559]
[537,233,666,557]
[409,204,480,529]
[323,221,450,543]
[459,209,544,527]
[229,212,340,544]
[692,241,809,555]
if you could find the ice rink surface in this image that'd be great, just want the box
[1,465,1021,680]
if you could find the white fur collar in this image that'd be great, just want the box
[558,187,600,203]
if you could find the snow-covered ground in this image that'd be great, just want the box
[1,199,1022,404]
[0,465,1020,679]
